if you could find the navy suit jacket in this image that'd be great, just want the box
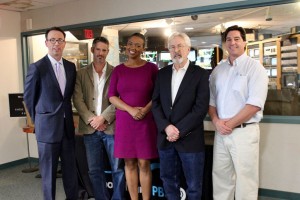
[152,63,209,152]
[24,55,76,143]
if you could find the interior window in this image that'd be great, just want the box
[24,2,300,117]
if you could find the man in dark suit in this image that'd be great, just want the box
[24,27,78,200]
[152,32,209,200]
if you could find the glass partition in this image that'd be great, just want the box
[23,2,300,118]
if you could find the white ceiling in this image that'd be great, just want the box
[0,0,76,12]
[111,2,300,48]
[1,1,300,48]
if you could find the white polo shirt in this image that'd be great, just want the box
[209,53,268,123]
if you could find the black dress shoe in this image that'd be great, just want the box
[35,174,41,178]
[35,173,62,178]
[56,173,62,178]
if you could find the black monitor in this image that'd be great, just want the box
[282,73,298,89]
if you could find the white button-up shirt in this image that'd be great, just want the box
[92,63,107,116]
[209,53,268,123]
[171,60,189,104]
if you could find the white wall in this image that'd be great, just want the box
[259,123,300,194]
[0,10,32,164]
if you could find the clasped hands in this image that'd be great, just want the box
[214,119,233,135]
[129,107,147,121]
[88,115,107,131]
[165,124,180,142]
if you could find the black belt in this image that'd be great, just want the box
[235,122,256,128]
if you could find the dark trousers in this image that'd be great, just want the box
[37,134,78,200]
[159,147,205,200]
[83,131,125,200]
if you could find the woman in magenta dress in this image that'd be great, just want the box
[108,33,158,200]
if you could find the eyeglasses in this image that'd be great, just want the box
[169,44,185,52]
[47,38,65,44]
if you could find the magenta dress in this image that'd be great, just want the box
[108,62,158,159]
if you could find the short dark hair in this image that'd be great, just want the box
[128,33,146,47]
[223,25,246,42]
[92,36,109,47]
[45,27,66,39]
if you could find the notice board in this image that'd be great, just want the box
[8,93,26,117]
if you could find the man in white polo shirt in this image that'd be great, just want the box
[209,25,268,200]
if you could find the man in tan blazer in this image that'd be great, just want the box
[73,37,125,200]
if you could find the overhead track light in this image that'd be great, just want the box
[265,7,272,21]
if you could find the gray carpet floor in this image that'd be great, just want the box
[0,163,65,200]
[0,162,285,200]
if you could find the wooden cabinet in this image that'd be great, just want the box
[247,35,300,90]
[247,35,300,116]
[247,38,280,89]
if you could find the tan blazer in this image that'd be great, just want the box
[73,63,115,135]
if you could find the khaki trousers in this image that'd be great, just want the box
[213,124,260,200]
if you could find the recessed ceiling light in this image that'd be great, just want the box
[164,29,172,37]
[202,41,206,44]
[185,27,194,30]
[165,18,173,25]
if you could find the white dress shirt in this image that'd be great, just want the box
[171,60,189,104]
[92,63,107,116]
[209,53,268,123]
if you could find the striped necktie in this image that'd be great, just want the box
[55,62,66,95]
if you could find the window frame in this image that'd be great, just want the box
[21,0,299,124]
